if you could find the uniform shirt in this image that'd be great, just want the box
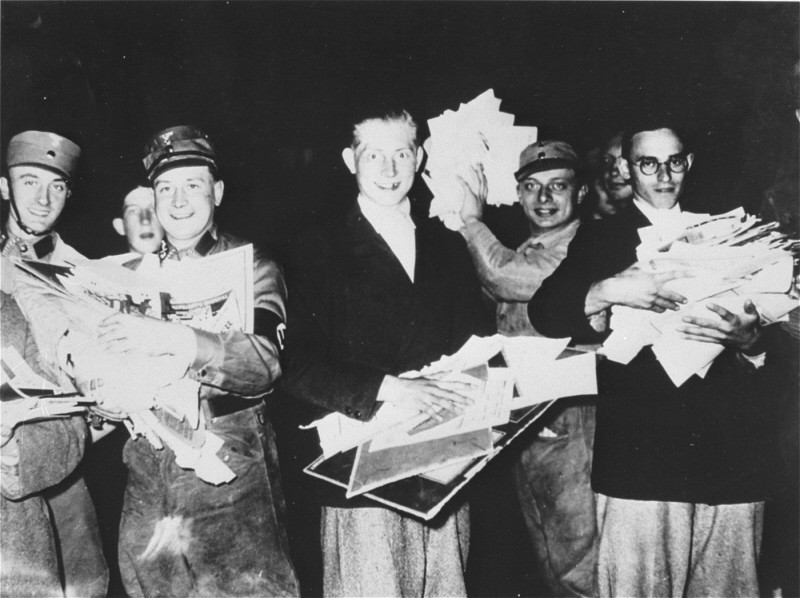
[460,219,580,335]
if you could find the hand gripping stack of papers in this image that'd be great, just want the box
[10,246,255,485]
[303,334,597,519]
[601,208,799,386]
[422,89,538,231]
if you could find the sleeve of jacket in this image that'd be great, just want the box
[529,221,609,343]
[460,221,568,302]
[279,230,386,422]
[1,416,87,500]
[190,248,287,397]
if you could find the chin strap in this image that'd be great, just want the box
[8,195,55,237]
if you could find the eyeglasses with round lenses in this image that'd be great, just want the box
[634,155,688,176]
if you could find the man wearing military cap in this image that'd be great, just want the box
[0,129,109,598]
[1,130,84,270]
[99,124,299,597]
[458,139,598,597]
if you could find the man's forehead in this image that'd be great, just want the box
[355,119,416,148]
[124,196,154,209]
[630,128,683,156]
[604,142,623,156]
[521,167,577,182]
[9,164,66,182]
[154,165,212,184]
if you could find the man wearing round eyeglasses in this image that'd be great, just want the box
[530,123,779,596]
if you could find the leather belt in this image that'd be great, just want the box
[203,395,262,419]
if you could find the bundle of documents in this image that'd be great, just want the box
[304,334,596,502]
[601,208,799,386]
[1,345,91,430]
[422,89,538,230]
[11,246,255,484]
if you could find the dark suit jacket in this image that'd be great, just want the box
[280,200,492,507]
[530,204,780,504]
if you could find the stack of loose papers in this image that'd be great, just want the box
[422,89,538,230]
[601,208,799,386]
[1,346,90,428]
[305,334,597,498]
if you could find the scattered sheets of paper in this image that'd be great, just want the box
[422,89,538,230]
[502,337,597,407]
[1,346,89,428]
[307,334,598,496]
[602,209,798,385]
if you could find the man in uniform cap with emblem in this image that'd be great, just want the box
[1,130,109,597]
[1,130,84,273]
[457,139,598,596]
[95,124,298,597]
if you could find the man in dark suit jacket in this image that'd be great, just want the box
[281,107,491,597]
[529,123,779,597]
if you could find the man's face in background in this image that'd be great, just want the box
[113,186,164,254]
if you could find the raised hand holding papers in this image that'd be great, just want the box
[423,89,538,230]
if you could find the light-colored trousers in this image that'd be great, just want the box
[595,493,764,597]
[321,504,469,597]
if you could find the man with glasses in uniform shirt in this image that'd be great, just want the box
[530,122,779,597]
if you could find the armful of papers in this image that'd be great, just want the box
[10,246,256,485]
[601,208,799,386]
[303,334,597,501]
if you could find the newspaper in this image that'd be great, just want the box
[11,245,255,484]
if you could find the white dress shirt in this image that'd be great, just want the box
[358,195,416,282]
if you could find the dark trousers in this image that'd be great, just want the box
[512,400,597,597]
[118,404,299,597]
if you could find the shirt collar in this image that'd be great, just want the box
[357,194,415,232]
[1,231,57,259]
[158,226,218,262]
[633,196,682,226]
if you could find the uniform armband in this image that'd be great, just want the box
[254,308,286,355]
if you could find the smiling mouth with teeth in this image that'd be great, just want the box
[376,182,400,191]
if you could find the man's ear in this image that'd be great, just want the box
[685,153,695,171]
[618,158,631,180]
[342,148,356,174]
[0,177,9,201]
[415,146,424,173]
[213,180,224,207]
[576,184,588,205]
[112,218,125,236]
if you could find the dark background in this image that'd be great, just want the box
[2,3,798,597]
[2,1,798,258]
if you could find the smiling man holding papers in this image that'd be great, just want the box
[282,104,491,597]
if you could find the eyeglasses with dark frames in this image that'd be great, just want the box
[632,155,689,176]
